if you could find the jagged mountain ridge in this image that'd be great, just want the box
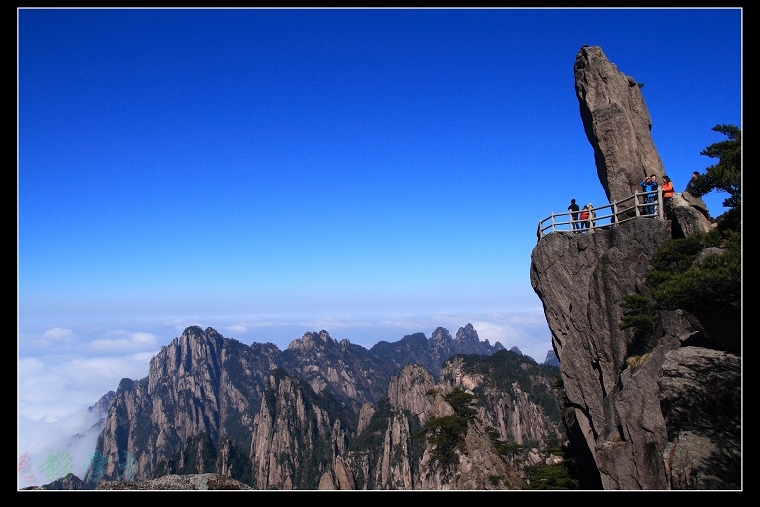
[85,323,564,490]
[369,325,509,380]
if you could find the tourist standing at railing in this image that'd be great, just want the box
[587,203,596,228]
[568,199,580,231]
[685,171,700,195]
[662,175,674,217]
[579,204,590,231]
[640,174,658,215]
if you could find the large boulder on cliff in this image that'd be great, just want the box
[574,45,665,205]
[670,192,715,237]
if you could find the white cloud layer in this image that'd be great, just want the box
[42,327,73,339]
[90,331,158,352]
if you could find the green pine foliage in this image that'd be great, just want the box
[619,124,741,339]
[694,125,741,207]
[523,462,579,490]
[619,228,739,359]
[687,124,741,230]
[423,414,469,469]
[415,388,477,472]
[486,426,523,459]
[619,294,655,332]
[647,229,740,313]
[523,435,583,490]
[443,387,478,422]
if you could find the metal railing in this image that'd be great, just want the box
[537,188,664,240]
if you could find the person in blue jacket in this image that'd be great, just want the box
[640,174,658,215]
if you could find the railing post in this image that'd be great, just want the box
[658,187,663,219]
[635,190,641,217]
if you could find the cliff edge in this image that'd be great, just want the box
[530,46,740,490]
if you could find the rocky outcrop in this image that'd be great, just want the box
[419,354,557,490]
[440,355,563,448]
[531,219,740,490]
[280,329,395,414]
[22,472,91,491]
[659,347,741,489]
[95,326,277,483]
[317,455,356,490]
[543,350,560,367]
[385,363,439,427]
[343,353,562,490]
[96,473,252,490]
[95,377,154,483]
[670,192,714,237]
[530,45,741,490]
[417,421,526,490]
[575,45,665,205]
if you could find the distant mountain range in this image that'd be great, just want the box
[27,323,570,490]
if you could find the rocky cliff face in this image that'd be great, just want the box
[280,329,396,414]
[96,473,252,490]
[528,45,741,490]
[95,326,279,484]
[531,220,740,490]
[250,369,351,489]
[532,219,676,489]
[341,353,562,490]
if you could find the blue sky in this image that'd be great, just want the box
[17,7,741,488]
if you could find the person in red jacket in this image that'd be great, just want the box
[579,205,590,232]
[662,175,674,217]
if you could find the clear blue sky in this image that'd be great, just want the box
[17,7,741,488]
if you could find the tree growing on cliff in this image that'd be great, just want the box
[619,124,741,356]
[617,225,740,358]
[413,388,478,472]
[688,124,741,230]
[645,123,741,319]
[646,228,740,315]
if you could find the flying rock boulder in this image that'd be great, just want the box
[574,45,665,205]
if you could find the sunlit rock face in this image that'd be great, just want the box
[575,45,665,205]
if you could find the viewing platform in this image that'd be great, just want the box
[537,189,665,240]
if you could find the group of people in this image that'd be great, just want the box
[567,172,683,233]
[640,173,676,216]
[567,199,596,232]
